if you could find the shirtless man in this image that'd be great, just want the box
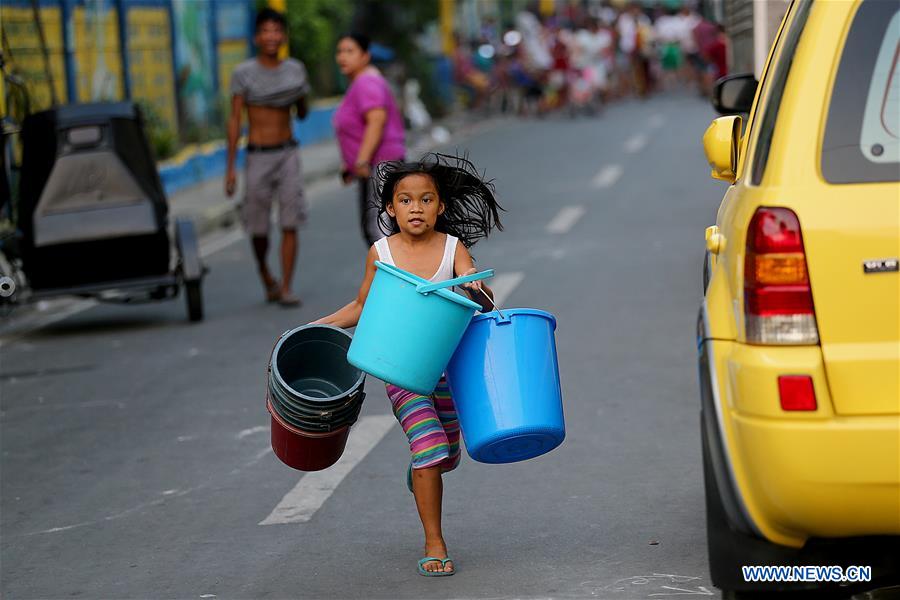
[226,8,309,306]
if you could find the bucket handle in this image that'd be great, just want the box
[477,287,509,321]
[415,269,494,294]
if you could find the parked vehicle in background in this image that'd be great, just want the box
[697,0,899,596]
[1,102,206,322]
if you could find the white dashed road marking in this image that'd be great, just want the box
[0,299,97,347]
[197,226,245,257]
[546,206,586,234]
[624,133,648,154]
[591,164,623,189]
[259,415,395,525]
[489,272,525,307]
[0,225,247,345]
[236,425,268,439]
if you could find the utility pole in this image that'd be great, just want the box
[30,0,59,106]
[440,0,455,55]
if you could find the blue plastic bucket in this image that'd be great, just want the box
[347,261,493,395]
[446,308,565,464]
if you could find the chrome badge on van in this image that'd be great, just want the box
[863,258,899,274]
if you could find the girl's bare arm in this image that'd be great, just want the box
[312,247,378,328]
[453,244,494,313]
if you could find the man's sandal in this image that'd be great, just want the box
[265,281,281,303]
[278,292,302,307]
[417,557,455,577]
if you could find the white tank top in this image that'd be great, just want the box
[374,234,458,282]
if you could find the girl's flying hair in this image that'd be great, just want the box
[374,153,504,248]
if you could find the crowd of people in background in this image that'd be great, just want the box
[451,2,729,117]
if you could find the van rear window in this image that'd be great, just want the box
[821,0,899,183]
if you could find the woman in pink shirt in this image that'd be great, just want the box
[334,33,406,245]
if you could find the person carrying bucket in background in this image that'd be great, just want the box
[312,153,503,577]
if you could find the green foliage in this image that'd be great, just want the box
[151,128,179,161]
[352,1,445,114]
[284,0,354,96]
[182,122,225,145]
[396,49,447,118]
[255,0,446,112]
[352,0,439,47]
[136,100,179,161]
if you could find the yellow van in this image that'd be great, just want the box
[698,0,899,595]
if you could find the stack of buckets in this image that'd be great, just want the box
[348,261,565,464]
[266,261,565,471]
[267,325,366,471]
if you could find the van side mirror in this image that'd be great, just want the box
[713,73,757,115]
[702,116,742,183]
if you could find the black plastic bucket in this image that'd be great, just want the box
[267,385,364,432]
[269,383,361,420]
[267,325,366,432]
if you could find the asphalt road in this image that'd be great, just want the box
[1,93,728,599]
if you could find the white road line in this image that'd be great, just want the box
[624,133,648,154]
[0,299,96,346]
[489,271,525,307]
[236,425,268,439]
[591,164,623,189]
[0,224,247,345]
[546,206,586,234]
[199,226,245,257]
[259,414,395,525]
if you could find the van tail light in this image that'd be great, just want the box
[745,208,819,344]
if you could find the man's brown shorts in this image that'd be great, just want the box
[241,146,307,235]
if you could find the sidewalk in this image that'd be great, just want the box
[167,111,504,237]
[166,140,344,236]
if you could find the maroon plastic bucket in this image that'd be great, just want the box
[267,399,351,471]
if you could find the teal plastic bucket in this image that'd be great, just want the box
[347,261,492,395]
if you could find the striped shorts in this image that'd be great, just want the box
[386,377,461,472]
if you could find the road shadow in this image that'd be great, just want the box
[29,313,179,340]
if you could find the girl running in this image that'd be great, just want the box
[313,153,503,576]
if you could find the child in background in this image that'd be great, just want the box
[313,153,503,576]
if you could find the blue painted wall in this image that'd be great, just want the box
[159,105,337,196]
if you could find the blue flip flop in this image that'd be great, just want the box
[417,557,455,577]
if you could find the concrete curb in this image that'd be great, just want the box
[181,157,349,238]
[193,203,240,238]
[159,104,340,197]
